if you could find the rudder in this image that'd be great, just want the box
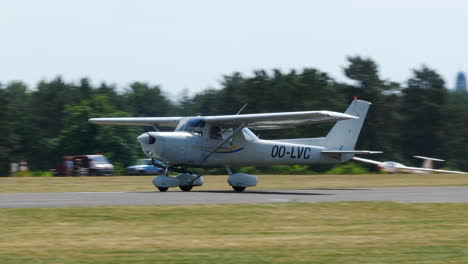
[324,100,370,150]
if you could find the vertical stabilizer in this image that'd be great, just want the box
[324,100,371,150]
[413,156,445,169]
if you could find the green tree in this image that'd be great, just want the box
[342,56,402,160]
[400,66,448,163]
[0,87,13,175]
[343,57,383,150]
[50,95,140,167]
[124,82,173,117]
[4,82,30,163]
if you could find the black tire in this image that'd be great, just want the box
[157,187,169,192]
[232,186,246,192]
[179,186,193,192]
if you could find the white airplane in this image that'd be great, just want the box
[353,156,467,174]
[89,99,379,192]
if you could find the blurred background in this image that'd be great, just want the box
[1,0,468,176]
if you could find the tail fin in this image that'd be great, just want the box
[324,100,371,150]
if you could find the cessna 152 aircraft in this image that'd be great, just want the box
[353,156,467,174]
[89,99,379,192]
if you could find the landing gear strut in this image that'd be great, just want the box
[151,160,205,192]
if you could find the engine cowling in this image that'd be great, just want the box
[227,173,257,188]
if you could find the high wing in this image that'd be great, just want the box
[88,117,182,127]
[89,111,357,130]
[323,150,382,155]
[353,157,467,174]
[352,157,384,166]
[393,166,467,174]
[204,111,357,130]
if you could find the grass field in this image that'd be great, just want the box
[1,173,468,193]
[2,174,467,263]
[1,202,467,264]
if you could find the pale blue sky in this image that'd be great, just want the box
[1,0,467,98]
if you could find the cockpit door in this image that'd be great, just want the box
[199,123,233,164]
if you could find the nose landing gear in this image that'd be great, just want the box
[151,159,205,192]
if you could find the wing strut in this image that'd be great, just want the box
[202,123,246,161]
[236,103,248,115]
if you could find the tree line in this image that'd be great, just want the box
[1,56,468,176]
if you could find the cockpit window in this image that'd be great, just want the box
[387,162,403,167]
[176,118,206,135]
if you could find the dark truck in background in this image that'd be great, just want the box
[52,155,114,176]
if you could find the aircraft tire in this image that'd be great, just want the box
[232,186,246,192]
[157,187,169,192]
[179,186,193,192]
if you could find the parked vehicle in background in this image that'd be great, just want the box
[126,159,164,175]
[52,155,114,176]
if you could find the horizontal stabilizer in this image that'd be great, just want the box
[322,150,382,155]
[413,156,445,162]
[413,155,445,169]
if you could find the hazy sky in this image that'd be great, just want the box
[1,0,467,98]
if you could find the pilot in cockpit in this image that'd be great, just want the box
[210,126,222,139]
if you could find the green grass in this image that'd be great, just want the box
[1,202,468,263]
[1,173,468,193]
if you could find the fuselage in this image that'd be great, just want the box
[137,128,346,168]
[378,161,427,174]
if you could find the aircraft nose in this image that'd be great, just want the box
[137,133,156,144]
[137,134,149,144]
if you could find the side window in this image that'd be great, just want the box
[177,118,206,136]
[191,120,205,136]
[210,126,222,139]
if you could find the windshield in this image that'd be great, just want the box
[90,155,109,164]
[387,162,403,167]
[175,118,206,135]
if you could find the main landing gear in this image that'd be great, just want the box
[150,160,259,193]
[225,166,257,192]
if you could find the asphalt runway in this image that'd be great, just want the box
[1,187,468,208]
